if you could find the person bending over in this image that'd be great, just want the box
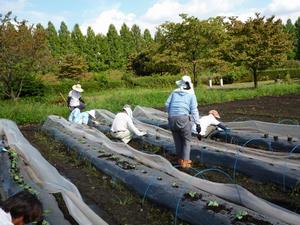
[165,75,201,169]
[194,110,230,139]
[0,190,43,225]
[111,105,146,144]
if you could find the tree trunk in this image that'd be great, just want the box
[253,68,258,88]
[192,61,197,87]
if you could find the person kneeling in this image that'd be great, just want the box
[110,105,146,144]
[0,190,43,225]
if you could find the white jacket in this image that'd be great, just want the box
[111,112,145,136]
[0,208,13,225]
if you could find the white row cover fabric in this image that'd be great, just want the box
[0,119,107,225]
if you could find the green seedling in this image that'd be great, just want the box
[188,191,197,198]
[235,210,248,220]
[208,200,219,207]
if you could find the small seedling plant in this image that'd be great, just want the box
[235,210,248,220]
[188,191,197,198]
[207,200,219,207]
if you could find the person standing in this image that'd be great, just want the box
[165,75,201,169]
[111,105,146,144]
[67,84,85,111]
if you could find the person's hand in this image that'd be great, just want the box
[196,124,201,134]
[140,131,147,136]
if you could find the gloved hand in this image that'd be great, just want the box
[196,124,201,134]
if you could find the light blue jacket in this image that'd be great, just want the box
[68,108,89,125]
[165,90,200,124]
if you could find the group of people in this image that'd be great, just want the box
[67,75,229,169]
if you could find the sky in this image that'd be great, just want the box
[1,0,300,36]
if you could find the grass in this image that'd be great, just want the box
[0,81,299,125]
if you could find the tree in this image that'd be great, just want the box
[295,17,300,60]
[0,12,52,99]
[120,23,134,61]
[46,21,60,57]
[226,13,292,88]
[58,21,73,55]
[159,14,226,86]
[143,29,153,48]
[106,24,123,68]
[71,24,85,54]
[131,24,143,53]
[58,53,87,79]
[285,19,297,59]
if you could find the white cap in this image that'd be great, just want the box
[87,110,96,118]
[123,105,133,118]
[176,75,192,88]
[72,84,84,92]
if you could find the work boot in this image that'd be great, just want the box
[180,159,192,169]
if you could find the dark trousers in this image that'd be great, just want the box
[168,115,192,160]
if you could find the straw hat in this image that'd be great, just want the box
[209,110,220,119]
[72,84,84,92]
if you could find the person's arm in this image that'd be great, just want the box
[190,94,200,124]
[79,97,85,104]
[165,92,173,113]
[127,118,146,136]
[67,96,71,106]
[217,123,230,131]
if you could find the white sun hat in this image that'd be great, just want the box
[87,110,96,118]
[72,84,84,92]
[176,75,192,88]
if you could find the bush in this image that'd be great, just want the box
[133,74,181,88]
[258,68,300,81]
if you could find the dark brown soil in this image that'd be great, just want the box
[199,94,300,123]
[21,126,189,225]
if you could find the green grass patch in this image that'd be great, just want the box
[0,82,299,125]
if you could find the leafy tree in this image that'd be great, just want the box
[46,21,60,57]
[285,19,297,59]
[0,12,52,99]
[295,17,300,60]
[143,29,153,48]
[226,13,292,87]
[71,24,85,54]
[58,53,87,79]
[106,24,123,68]
[58,21,73,55]
[120,23,134,60]
[131,24,143,53]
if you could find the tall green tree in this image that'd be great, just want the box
[131,24,143,53]
[226,13,292,88]
[0,12,51,99]
[295,17,300,60]
[143,29,153,48]
[285,19,297,59]
[120,23,134,61]
[58,21,73,55]
[71,24,85,54]
[46,21,60,57]
[106,24,123,68]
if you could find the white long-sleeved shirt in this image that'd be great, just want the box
[0,208,13,225]
[68,90,81,107]
[111,112,144,136]
[199,114,220,136]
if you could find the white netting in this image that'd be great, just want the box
[0,119,107,225]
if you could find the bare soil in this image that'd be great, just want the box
[199,94,300,123]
